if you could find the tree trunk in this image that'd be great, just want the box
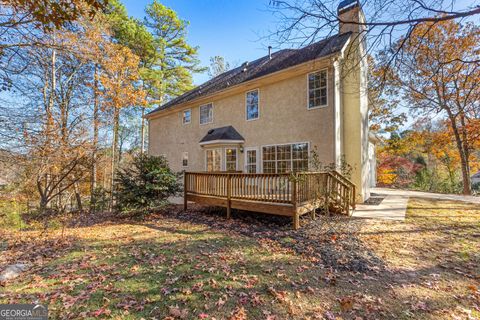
[447,112,472,195]
[459,153,472,195]
[458,112,472,195]
[47,35,56,136]
[140,107,145,154]
[109,107,120,210]
[90,65,99,212]
[38,180,49,214]
[74,179,83,211]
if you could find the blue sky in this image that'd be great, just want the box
[122,0,278,85]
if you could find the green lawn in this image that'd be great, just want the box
[1,199,479,319]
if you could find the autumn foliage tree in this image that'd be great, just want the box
[0,0,201,215]
[97,42,146,206]
[379,19,480,195]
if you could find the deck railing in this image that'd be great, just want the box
[184,171,356,216]
[330,170,356,209]
[185,172,293,203]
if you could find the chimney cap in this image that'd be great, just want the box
[337,0,359,13]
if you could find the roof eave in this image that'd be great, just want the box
[199,139,245,146]
[144,40,351,120]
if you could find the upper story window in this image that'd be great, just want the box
[246,89,259,120]
[182,109,191,124]
[308,70,327,109]
[200,103,213,125]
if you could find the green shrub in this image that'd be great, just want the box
[0,199,24,229]
[90,186,110,212]
[473,182,480,192]
[310,147,353,179]
[114,154,180,212]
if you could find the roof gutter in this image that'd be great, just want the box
[144,38,352,120]
[199,139,245,146]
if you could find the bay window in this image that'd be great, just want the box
[225,148,237,171]
[206,149,221,171]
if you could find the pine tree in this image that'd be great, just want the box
[143,0,205,101]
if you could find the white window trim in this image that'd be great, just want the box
[245,89,260,121]
[224,147,238,171]
[182,109,191,125]
[199,103,214,125]
[260,141,310,173]
[244,147,259,173]
[307,69,328,110]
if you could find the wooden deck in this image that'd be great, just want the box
[183,171,356,229]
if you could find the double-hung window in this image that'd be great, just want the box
[308,70,327,109]
[200,103,213,124]
[182,109,191,124]
[246,89,259,120]
[262,143,309,173]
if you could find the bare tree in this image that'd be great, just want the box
[268,0,480,63]
[208,56,231,78]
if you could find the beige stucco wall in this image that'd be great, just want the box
[148,41,371,202]
[148,59,336,173]
[340,33,370,201]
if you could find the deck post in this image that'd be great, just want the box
[352,185,356,210]
[292,175,299,229]
[226,174,231,219]
[183,172,188,212]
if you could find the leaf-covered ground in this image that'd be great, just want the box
[1,198,479,319]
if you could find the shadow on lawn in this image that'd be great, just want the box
[4,202,478,320]
[145,204,387,274]
[55,230,478,319]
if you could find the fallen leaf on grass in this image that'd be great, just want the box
[91,307,111,317]
[229,306,247,320]
[467,285,478,293]
[169,305,189,319]
[339,296,354,311]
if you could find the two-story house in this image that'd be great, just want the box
[146,0,373,201]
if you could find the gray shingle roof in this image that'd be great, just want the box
[199,126,245,144]
[148,32,352,116]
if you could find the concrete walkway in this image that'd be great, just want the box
[352,187,480,221]
[353,189,409,221]
[373,187,480,205]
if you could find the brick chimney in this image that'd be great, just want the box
[337,0,366,34]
